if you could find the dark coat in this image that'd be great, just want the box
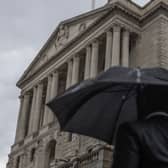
[112,115,168,168]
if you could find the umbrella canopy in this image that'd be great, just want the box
[47,67,168,144]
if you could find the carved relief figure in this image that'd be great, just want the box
[79,23,86,32]
[55,25,69,49]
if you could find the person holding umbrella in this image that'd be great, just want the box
[112,85,168,168]
[48,67,168,168]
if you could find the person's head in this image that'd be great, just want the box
[137,85,168,119]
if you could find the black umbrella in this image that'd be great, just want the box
[47,66,168,144]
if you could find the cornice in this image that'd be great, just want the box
[140,2,168,26]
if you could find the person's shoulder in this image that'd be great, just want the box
[119,121,146,136]
[120,121,144,130]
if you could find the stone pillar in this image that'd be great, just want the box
[43,75,52,126]
[105,31,113,70]
[112,26,121,66]
[66,60,73,89]
[50,71,59,98]
[71,56,80,85]
[84,46,91,80]
[32,82,43,132]
[90,40,99,78]
[48,71,59,123]
[18,93,31,140]
[66,58,79,141]
[121,30,130,67]
[28,87,37,135]
[15,95,24,143]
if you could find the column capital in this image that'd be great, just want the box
[51,71,59,79]
[19,95,24,99]
[22,91,32,98]
[86,45,92,54]
[106,30,113,36]
[123,29,130,37]
[32,85,38,90]
[86,45,91,49]
[66,58,73,64]
[37,82,44,90]
[92,39,99,48]
[24,92,32,97]
[47,74,53,80]
[53,70,59,74]
[73,54,80,60]
[35,86,39,91]
[37,80,43,86]
[113,25,121,32]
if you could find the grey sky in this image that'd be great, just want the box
[0,0,149,167]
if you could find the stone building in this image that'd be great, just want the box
[7,0,168,168]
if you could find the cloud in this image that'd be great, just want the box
[132,0,151,6]
[0,47,35,168]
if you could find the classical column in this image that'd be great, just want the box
[15,95,24,143]
[105,31,113,70]
[19,93,31,139]
[84,46,91,79]
[28,87,37,135]
[32,82,43,132]
[66,60,73,89]
[43,75,52,126]
[71,56,80,85]
[90,40,99,78]
[48,71,59,123]
[50,71,59,98]
[66,58,79,141]
[121,30,130,67]
[112,26,121,66]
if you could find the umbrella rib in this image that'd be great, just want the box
[112,85,136,144]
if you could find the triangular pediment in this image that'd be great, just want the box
[17,7,110,86]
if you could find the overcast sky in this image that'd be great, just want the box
[0,0,150,167]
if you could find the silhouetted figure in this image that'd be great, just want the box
[112,86,168,168]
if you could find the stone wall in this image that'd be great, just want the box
[131,17,161,68]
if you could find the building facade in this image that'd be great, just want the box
[7,0,168,168]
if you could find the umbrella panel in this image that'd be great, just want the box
[63,85,137,144]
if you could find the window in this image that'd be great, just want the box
[16,156,21,168]
[45,140,56,168]
[30,148,36,162]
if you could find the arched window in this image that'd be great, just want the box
[30,148,36,162]
[49,141,56,162]
[16,156,21,168]
[44,140,56,168]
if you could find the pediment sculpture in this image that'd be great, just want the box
[55,25,69,49]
